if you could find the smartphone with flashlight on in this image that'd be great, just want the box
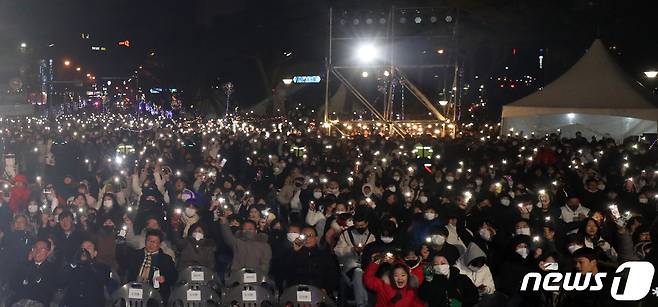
[297,234,307,245]
[261,208,270,218]
[609,204,621,220]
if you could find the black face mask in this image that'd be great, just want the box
[405,259,418,268]
[103,225,115,232]
[355,227,367,235]
[230,226,240,233]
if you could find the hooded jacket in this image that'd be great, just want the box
[219,223,271,274]
[363,262,425,307]
[8,175,31,213]
[455,242,496,295]
[334,227,376,272]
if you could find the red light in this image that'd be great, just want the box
[510,84,516,88]
[512,48,517,55]
[118,40,130,47]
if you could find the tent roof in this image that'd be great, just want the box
[507,39,657,109]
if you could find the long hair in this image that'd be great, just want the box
[387,263,417,304]
[578,217,601,241]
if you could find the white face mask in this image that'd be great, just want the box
[639,197,649,204]
[192,232,204,241]
[500,198,511,206]
[424,212,436,221]
[184,207,197,217]
[434,264,450,276]
[516,227,531,236]
[431,235,446,245]
[445,176,455,183]
[393,175,401,182]
[479,228,492,241]
[388,186,396,193]
[419,196,428,204]
[381,236,394,244]
[182,194,191,201]
[475,179,483,186]
[28,204,39,213]
[103,200,113,209]
[597,184,606,191]
[516,247,529,259]
[287,232,300,243]
[568,244,583,254]
[313,191,323,199]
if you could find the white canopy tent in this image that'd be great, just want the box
[501,39,658,142]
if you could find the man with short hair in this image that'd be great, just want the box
[218,216,272,275]
[8,239,57,306]
[559,195,590,234]
[51,210,85,265]
[286,226,339,294]
[61,240,116,306]
[124,215,176,260]
[0,215,35,284]
[126,229,177,302]
[557,247,615,307]
[334,211,375,307]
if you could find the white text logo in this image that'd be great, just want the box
[520,261,655,301]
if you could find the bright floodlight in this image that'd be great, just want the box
[282,78,293,85]
[20,42,27,48]
[361,71,369,78]
[356,44,378,63]
[645,71,658,78]
[439,100,449,106]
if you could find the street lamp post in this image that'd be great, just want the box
[222,82,234,118]
[645,70,658,94]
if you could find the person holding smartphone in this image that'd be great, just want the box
[285,226,338,294]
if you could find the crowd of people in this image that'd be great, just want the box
[0,111,657,307]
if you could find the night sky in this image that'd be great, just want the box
[1,0,657,112]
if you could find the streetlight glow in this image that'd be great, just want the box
[439,100,448,106]
[645,71,658,78]
[356,43,379,63]
[64,60,71,66]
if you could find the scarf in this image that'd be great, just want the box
[180,213,200,237]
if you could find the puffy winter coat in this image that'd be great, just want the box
[363,262,425,307]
